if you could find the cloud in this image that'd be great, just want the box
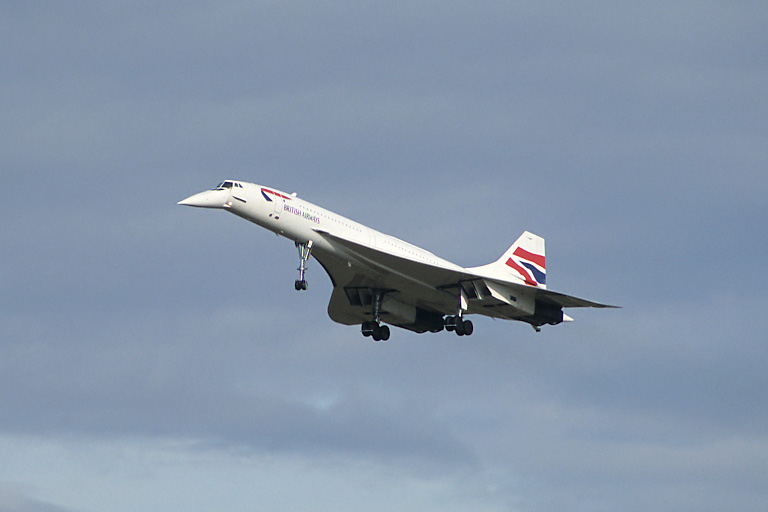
[0,304,475,469]
[0,485,74,512]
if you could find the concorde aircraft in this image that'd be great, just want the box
[179,180,616,341]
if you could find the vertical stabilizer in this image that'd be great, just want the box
[470,231,547,288]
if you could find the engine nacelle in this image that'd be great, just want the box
[529,300,565,326]
[381,300,444,333]
[380,299,417,325]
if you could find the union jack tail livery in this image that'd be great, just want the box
[494,231,547,288]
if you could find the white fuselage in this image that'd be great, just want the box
[188,181,466,275]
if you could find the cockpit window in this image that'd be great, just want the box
[214,181,234,190]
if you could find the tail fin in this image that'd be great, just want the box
[488,231,547,288]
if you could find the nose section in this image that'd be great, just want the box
[177,189,231,208]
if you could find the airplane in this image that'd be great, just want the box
[179,180,616,341]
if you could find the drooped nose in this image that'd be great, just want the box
[177,189,231,208]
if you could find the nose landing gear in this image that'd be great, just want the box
[295,240,313,291]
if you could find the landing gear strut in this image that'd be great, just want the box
[295,240,313,291]
[361,290,390,341]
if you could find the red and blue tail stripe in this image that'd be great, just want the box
[506,247,546,287]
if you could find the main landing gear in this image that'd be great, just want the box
[361,289,391,341]
[437,284,473,336]
[294,240,313,291]
[362,321,390,342]
[444,315,473,336]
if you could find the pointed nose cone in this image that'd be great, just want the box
[177,190,230,209]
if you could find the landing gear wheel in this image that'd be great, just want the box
[294,279,308,291]
[444,315,457,332]
[362,322,390,341]
[445,316,473,336]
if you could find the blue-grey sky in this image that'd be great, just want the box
[2,2,766,511]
